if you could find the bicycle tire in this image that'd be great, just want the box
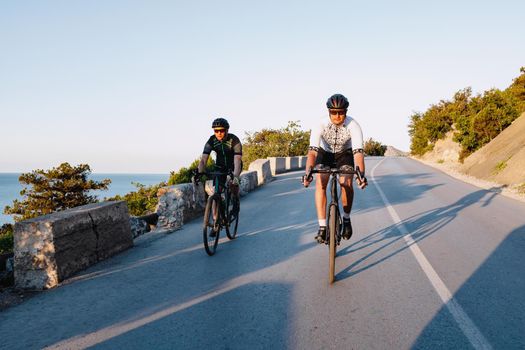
[225,195,239,240]
[328,204,338,284]
[203,195,220,256]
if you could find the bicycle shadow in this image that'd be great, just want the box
[335,187,502,281]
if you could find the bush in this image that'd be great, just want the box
[409,68,525,160]
[3,163,110,222]
[363,138,387,156]
[106,182,166,217]
[242,121,310,169]
[0,224,14,254]
[168,157,215,185]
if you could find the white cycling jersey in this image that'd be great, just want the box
[309,116,364,153]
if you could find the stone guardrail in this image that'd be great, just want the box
[10,156,306,290]
[13,201,132,290]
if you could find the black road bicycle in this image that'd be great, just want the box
[304,165,363,284]
[194,170,240,256]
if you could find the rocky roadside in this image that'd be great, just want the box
[411,156,525,203]
[0,288,37,312]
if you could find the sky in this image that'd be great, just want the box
[1,0,524,174]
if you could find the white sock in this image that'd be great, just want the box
[343,212,350,220]
[318,219,326,227]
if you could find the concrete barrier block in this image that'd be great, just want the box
[267,157,286,175]
[285,157,300,171]
[297,156,307,169]
[248,159,273,185]
[14,201,132,290]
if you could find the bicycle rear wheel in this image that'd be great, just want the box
[203,196,220,256]
[226,195,239,240]
[328,204,338,284]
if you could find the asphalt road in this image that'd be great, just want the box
[1,157,524,349]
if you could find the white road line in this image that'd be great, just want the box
[371,158,492,350]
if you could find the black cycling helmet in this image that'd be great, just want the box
[212,118,230,129]
[326,94,349,109]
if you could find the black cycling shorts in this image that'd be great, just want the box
[315,148,354,169]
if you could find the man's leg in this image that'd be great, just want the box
[340,175,354,239]
[314,173,330,242]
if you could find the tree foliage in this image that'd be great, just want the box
[242,120,310,169]
[3,163,110,222]
[408,68,525,160]
[106,182,166,217]
[168,157,215,185]
[0,223,14,254]
[364,138,387,156]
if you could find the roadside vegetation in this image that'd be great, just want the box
[409,67,525,161]
[0,224,13,254]
[363,138,387,156]
[3,163,110,222]
[242,120,310,169]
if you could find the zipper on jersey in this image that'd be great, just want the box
[334,125,338,153]
[221,143,227,167]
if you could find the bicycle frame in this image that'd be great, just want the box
[305,165,361,283]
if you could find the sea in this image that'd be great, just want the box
[0,173,169,225]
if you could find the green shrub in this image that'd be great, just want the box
[409,68,524,160]
[363,138,387,156]
[0,224,14,254]
[106,182,166,217]
[3,163,110,222]
[168,157,215,185]
[242,121,310,169]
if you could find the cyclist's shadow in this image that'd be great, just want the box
[335,187,501,281]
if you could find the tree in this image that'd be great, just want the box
[506,66,525,112]
[106,182,166,217]
[168,157,215,185]
[3,163,110,222]
[242,120,310,169]
[363,138,387,156]
[0,223,13,254]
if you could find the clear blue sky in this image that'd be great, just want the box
[1,0,524,173]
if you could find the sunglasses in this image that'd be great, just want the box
[329,110,346,116]
[214,129,226,134]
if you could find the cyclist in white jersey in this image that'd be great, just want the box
[303,94,368,243]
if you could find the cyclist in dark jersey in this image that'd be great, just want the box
[197,118,243,194]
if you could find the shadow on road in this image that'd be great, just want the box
[49,282,293,349]
[0,171,314,349]
[412,224,525,349]
[336,187,501,280]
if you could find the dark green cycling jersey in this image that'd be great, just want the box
[202,133,242,170]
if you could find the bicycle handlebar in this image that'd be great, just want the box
[305,166,363,183]
[192,169,233,185]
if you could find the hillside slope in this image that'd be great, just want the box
[460,112,525,185]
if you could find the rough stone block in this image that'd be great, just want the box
[156,183,206,230]
[14,201,132,290]
[239,171,258,196]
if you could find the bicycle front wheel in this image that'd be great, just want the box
[203,196,220,256]
[226,195,239,240]
[328,204,338,284]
